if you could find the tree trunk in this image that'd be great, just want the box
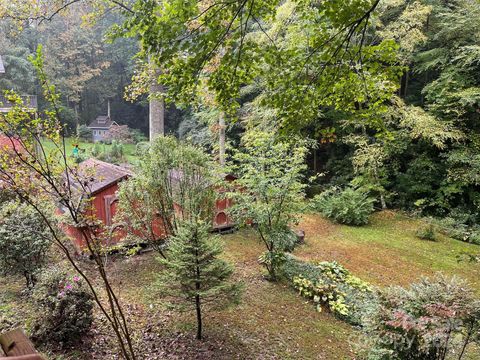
[195,294,202,340]
[219,112,226,166]
[74,103,79,129]
[380,194,387,210]
[194,236,203,341]
[149,63,165,141]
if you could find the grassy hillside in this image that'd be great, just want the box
[295,211,480,291]
[1,211,479,359]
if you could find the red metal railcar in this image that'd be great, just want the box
[61,159,236,252]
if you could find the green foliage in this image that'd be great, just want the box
[0,40,36,93]
[0,201,52,288]
[31,266,94,348]
[312,187,374,226]
[293,276,349,317]
[118,0,401,133]
[92,140,125,164]
[134,141,150,156]
[359,274,480,360]
[109,140,124,160]
[434,214,480,246]
[90,142,102,158]
[157,220,242,340]
[280,256,373,325]
[76,124,91,141]
[415,222,437,242]
[131,128,148,144]
[116,136,217,253]
[229,130,309,280]
[177,110,213,148]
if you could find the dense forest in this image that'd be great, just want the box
[0,6,184,135]
[2,0,479,222]
[1,1,480,359]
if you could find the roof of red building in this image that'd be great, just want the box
[71,158,133,195]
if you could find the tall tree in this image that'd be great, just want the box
[39,5,109,127]
[118,0,401,133]
[116,136,218,253]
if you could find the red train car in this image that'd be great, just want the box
[59,159,134,251]
[61,158,236,252]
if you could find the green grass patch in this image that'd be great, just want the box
[41,137,139,164]
[296,212,480,292]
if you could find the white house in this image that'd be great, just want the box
[87,115,118,142]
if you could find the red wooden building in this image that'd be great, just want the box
[60,159,133,250]
[0,134,28,189]
[61,158,235,252]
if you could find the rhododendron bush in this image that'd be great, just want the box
[31,266,93,348]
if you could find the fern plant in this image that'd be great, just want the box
[312,187,375,226]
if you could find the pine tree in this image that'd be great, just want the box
[157,220,242,340]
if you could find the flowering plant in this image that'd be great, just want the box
[31,267,93,348]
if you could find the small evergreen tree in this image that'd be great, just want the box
[157,220,242,340]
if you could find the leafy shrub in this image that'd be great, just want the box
[280,256,374,325]
[135,141,150,156]
[76,124,92,141]
[312,187,375,225]
[131,128,148,143]
[257,227,300,280]
[305,184,323,198]
[293,275,349,316]
[31,266,94,348]
[416,222,436,241]
[359,274,480,360]
[105,124,134,144]
[434,215,480,245]
[95,140,125,164]
[90,142,103,158]
[109,140,124,160]
[0,201,52,287]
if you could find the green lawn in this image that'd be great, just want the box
[41,137,139,164]
[1,211,480,359]
[294,212,480,292]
